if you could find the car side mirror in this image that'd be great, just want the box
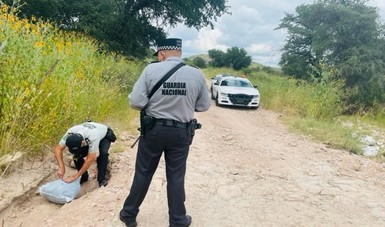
[214,82,219,85]
[254,85,258,88]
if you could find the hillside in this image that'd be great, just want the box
[185,54,282,73]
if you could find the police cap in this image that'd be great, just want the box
[153,38,182,56]
[66,133,83,150]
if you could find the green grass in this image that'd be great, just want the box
[2,3,385,162]
[202,67,240,79]
[203,67,385,158]
[103,95,141,155]
[0,5,142,158]
[283,116,363,154]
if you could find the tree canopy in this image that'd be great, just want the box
[277,0,385,109]
[192,56,207,68]
[208,47,252,70]
[7,0,229,58]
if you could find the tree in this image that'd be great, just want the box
[208,49,226,68]
[208,47,252,70]
[277,0,385,108]
[7,0,229,58]
[224,47,252,70]
[192,56,207,68]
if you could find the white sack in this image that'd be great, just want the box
[39,178,81,204]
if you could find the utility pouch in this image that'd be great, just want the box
[140,110,155,136]
[106,127,117,142]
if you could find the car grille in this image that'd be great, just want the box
[228,94,253,105]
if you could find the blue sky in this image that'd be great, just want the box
[167,0,385,67]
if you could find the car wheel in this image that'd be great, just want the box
[215,93,220,106]
[211,90,215,100]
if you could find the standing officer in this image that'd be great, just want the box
[54,121,116,187]
[119,38,211,227]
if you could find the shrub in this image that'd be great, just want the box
[0,4,141,157]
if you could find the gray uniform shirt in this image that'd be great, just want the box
[59,122,108,153]
[129,57,211,122]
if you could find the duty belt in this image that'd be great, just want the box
[155,119,189,128]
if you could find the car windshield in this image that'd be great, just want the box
[220,79,253,88]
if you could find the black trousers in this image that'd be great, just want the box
[71,137,111,184]
[120,124,191,227]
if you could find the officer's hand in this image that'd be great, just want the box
[63,175,78,183]
[57,167,65,179]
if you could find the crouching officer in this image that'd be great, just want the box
[54,121,116,187]
[120,38,211,227]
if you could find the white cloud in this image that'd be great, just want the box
[367,0,385,19]
[168,0,385,67]
[247,43,273,55]
[247,43,283,67]
[168,26,229,57]
[190,28,228,52]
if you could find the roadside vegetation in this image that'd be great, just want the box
[202,66,384,156]
[0,5,141,161]
[202,0,385,157]
[1,0,385,171]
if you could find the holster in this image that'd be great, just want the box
[187,119,202,145]
[140,110,155,136]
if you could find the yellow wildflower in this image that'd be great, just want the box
[35,41,45,47]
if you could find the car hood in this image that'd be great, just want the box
[219,87,260,96]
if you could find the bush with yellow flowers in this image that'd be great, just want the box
[0,3,142,158]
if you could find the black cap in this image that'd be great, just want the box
[153,38,182,56]
[65,133,83,150]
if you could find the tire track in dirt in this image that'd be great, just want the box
[1,104,385,227]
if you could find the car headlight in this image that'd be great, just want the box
[219,92,228,97]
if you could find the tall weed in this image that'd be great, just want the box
[202,67,239,78]
[248,72,343,120]
[0,4,141,157]
[203,67,343,120]
[202,67,364,154]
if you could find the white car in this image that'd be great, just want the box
[210,74,232,93]
[211,75,260,109]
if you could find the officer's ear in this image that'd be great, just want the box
[158,51,166,61]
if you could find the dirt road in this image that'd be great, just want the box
[1,104,385,227]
